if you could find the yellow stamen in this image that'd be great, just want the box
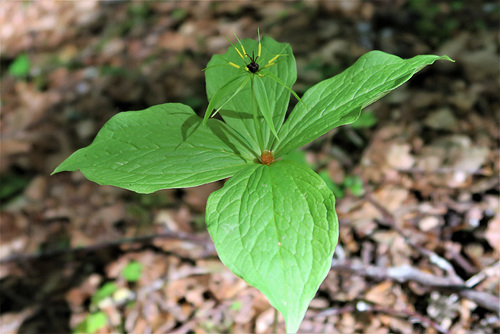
[235,47,244,60]
[257,28,261,57]
[229,62,241,69]
[240,45,247,57]
[263,63,275,69]
[268,55,280,64]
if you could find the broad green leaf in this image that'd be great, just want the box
[273,51,453,156]
[53,103,255,193]
[205,36,297,150]
[206,160,338,333]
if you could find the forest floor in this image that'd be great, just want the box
[1,1,499,333]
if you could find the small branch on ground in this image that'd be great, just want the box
[330,259,500,313]
[364,192,460,279]
[316,300,449,334]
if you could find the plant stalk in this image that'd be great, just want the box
[272,307,278,333]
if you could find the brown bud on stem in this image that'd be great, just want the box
[260,150,274,166]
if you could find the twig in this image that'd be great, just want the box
[361,189,500,312]
[363,301,449,334]
[330,259,500,313]
[331,260,465,289]
[315,302,448,334]
[465,262,500,288]
[0,231,214,264]
[364,192,459,278]
[396,166,495,177]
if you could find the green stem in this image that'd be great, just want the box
[272,307,278,332]
[250,76,264,152]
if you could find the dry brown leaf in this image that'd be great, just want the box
[0,212,29,260]
[255,307,281,334]
[209,270,247,301]
[230,294,255,325]
[65,273,102,312]
[183,183,221,212]
[338,312,356,334]
[386,143,415,170]
[0,307,36,333]
[153,206,193,233]
[485,214,500,253]
[424,108,458,131]
[374,186,410,213]
[389,316,414,334]
[365,281,395,307]
[418,216,441,232]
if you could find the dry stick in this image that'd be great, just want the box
[315,302,449,334]
[331,260,464,289]
[351,192,500,313]
[329,259,500,313]
[364,192,460,279]
[0,231,215,264]
[320,301,449,333]
[396,166,494,176]
[365,302,449,334]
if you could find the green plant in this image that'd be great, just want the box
[343,175,365,197]
[122,261,143,282]
[73,311,107,334]
[8,54,30,78]
[74,261,141,333]
[91,282,118,307]
[73,282,117,334]
[53,33,452,332]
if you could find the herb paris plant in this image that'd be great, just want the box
[53,33,453,332]
[203,31,302,143]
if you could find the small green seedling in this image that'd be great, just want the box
[8,54,30,78]
[73,311,107,334]
[53,32,453,332]
[122,261,143,282]
[73,282,117,334]
[91,282,118,308]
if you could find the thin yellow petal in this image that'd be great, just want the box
[268,54,280,64]
[235,47,244,59]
